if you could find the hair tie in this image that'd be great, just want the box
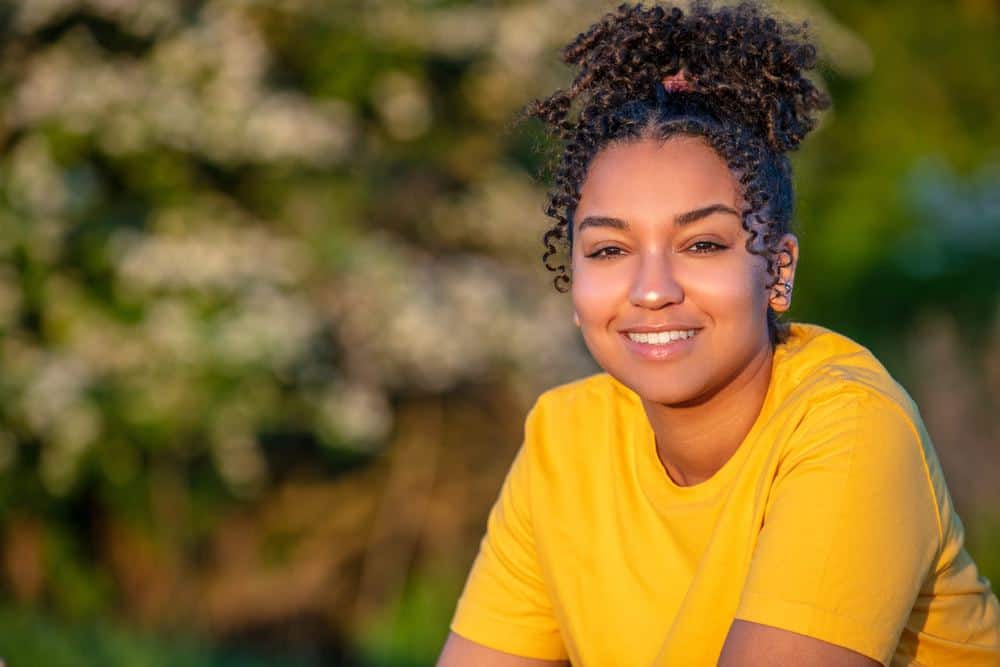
[662,69,692,93]
[655,70,692,106]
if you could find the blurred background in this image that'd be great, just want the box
[0,0,996,665]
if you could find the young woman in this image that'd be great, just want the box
[437,3,1000,665]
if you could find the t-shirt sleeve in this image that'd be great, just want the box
[449,401,569,661]
[734,392,942,666]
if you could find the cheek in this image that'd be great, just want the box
[684,255,767,314]
[570,261,627,322]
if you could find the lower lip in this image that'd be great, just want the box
[621,331,699,361]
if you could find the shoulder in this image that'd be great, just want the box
[774,334,942,533]
[530,372,639,430]
[788,387,923,458]
[519,372,639,469]
[778,322,922,423]
[772,323,939,495]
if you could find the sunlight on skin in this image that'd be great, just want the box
[437,632,569,666]
[719,619,881,666]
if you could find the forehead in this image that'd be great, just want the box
[576,136,738,224]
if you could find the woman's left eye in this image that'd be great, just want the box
[687,241,727,254]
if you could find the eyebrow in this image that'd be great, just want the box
[675,203,741,226]
[576,203,741,233]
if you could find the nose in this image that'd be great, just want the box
[628,252,684,309]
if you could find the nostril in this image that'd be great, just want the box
[630,258,684,308]
[630,282,684,308]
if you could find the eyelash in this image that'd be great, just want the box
[688,241,728,254]
[584,241,727,259]
[585,247,625,260]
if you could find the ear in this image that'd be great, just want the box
[768,234,799,314]
[573,311,581,327]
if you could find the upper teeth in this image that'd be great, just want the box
[627,330,698,344]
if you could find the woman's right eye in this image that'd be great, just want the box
[585,246,625,259]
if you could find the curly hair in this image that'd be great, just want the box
[524,1,829,345]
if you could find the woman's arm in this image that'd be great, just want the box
[437,632,571,667]
[718,620,881,666]
[443,398,571,662]
[722,392,940,666]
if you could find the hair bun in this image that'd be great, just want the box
[558,1,831,153]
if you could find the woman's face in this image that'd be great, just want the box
[570,135,797,406]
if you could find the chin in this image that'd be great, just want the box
[607,365,710,408]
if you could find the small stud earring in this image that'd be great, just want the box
[771,281,792,302]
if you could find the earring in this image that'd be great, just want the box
[771,281,792,301]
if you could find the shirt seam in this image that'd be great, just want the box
[814,396,861,605]
[736,589,895,665]
[792,382,944,558]
[863,393,945,560]
[450,610,569,660]
[738,589,890,640]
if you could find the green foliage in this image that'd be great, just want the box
[0,604,315,667]
[967,515,1000,597]
[357,569,465,667]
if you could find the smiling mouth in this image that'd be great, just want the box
[624,329,699,344]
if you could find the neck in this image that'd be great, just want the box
[640,343,774,487]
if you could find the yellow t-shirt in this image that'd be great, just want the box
[450,322,1000,666]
